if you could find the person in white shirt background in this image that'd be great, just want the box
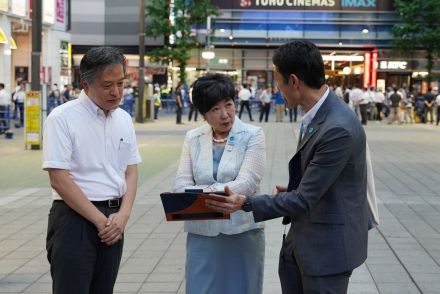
[238,84,254,121]
[42,47,142,294]
[349,84,363,121]
[0,83,11,134]
[373,87,386,122]
[12,81,26,127]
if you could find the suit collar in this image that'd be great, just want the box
[296,91,338,152]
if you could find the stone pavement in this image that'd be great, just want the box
[0,113,439,293]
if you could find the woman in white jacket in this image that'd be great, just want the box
[173,73,266,294]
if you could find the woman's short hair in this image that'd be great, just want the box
[192,73,235,114]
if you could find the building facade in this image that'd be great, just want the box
[185,0,439,91]
[70,0,166,87]
[0,0,71,94]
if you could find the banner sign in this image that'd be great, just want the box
[0,0,8,12]
[56,0,64,24]
[211,0,394,11]
[25,91,41,146]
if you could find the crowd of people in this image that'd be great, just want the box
[157,79,440,128]
[333,83,440,126]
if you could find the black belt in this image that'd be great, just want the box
[92,198,121,208]
[54,199,121,208]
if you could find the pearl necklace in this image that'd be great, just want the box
[212,137,228,143]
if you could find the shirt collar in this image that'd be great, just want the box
[300,86,329,128]
[79,90,115,118]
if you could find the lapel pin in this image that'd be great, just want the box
[308,127,314,133]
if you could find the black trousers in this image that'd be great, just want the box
[176,106,182,124]
[289,107,298,122]
[0,105,8,132]
[437,106,440,126]
[259,104,270,122]
[239,100,253,121]
[188,104,198,121]
[279,231,351,294]
[46,201,123,294]
[16,102,24,127]
[359,104,369,125]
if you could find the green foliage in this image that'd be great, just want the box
[146,0,219,84]
[392,0,440,80]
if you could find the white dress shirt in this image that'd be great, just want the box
[42,90,142,201]
[238,88,252,101]
[0,89,10,106]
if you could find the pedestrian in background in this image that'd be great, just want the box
[238,84,254,121]
[373,87,385,122]
[175,84,184,124]
[206,40,369,294]
[388,87,402,124]
[12,81,26,128]
[436,92,440,126]
[42,47,142,294]
[424,87,435,124]
[274,88,285,122]
[173,73,266,294]
[187,85,198,122]
[153,88,161,120]
[259,85,272,122]
[0,83,11,134]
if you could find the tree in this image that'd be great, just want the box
[392,0,440,81]
[146,0,219,85]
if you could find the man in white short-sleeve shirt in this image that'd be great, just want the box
[42,47,142,294]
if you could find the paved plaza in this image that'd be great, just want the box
[0,113,439,293]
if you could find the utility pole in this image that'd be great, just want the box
[30,0,42,150]
[31,0,42,91]
[137,0,145,123]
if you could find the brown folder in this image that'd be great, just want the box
[160,191,230,221]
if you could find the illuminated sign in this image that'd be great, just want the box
[211,0,393,10]
[341,0,375,7]
[363,52,370,88]
[379,61,407,70]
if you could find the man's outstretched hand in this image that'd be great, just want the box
[205,186,246,214]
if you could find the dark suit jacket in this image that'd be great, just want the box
[252,91,368,276]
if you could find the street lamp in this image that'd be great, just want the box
[202,47,215,60]
[202,16,215,70]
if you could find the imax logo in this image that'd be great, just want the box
[341,0,376,7]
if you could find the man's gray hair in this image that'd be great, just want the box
[79,47,126,84]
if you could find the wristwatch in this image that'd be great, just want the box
[241,196,253,212]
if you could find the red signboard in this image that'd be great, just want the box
[56,0,64,23]
[363,52,371,88]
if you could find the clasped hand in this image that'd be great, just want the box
[98,212,129,246]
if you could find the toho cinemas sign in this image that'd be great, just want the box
[211,0,394,10]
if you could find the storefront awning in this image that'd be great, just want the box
[0,28,7,44]
[9,36,17,49]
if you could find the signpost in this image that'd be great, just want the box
[25,91,41,149]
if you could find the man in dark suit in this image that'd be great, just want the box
[206,40,369,294]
